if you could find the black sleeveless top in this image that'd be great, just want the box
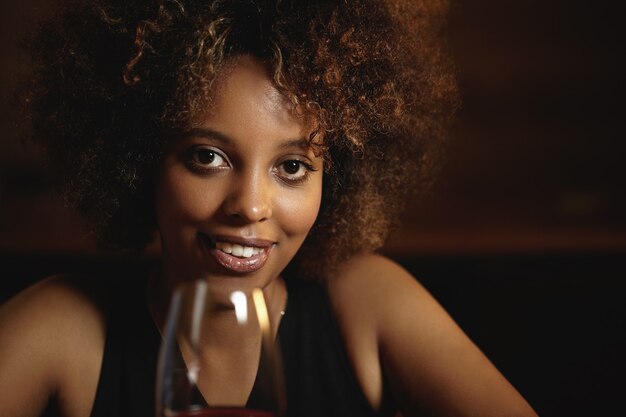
[84,277,391,417]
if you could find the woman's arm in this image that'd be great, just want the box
[0,277,106,417]
[328,254,538,417]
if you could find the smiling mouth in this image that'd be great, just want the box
[199,234,275,274]
[215,241,263,258]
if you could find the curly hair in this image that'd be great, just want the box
[23,0,457,279]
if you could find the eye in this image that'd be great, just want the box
[184,146,230,173]
[275,159,317,185]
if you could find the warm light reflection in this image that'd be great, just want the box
[230,290,248,324]
[252,288,270,334]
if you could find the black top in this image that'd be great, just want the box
[81,277,389,417]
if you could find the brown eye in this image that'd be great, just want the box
[283,160,301,175]
[185,146,229,174]
[275,159,316,185]
[196,149,216,164]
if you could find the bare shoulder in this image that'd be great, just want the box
[326,253,427,325]
[328,253,460,338]
[327,254,538,417]
[329,252,411,281]
[328,253,421,293]
[0,275,107,417]
[0,275,108,346]
[324,254,428,411]
[326,253,445,362]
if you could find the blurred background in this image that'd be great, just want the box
[1,0,624,415]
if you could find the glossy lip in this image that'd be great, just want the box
[199,233,276,274]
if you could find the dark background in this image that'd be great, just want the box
[1,1,625,416]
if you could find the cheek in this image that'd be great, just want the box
[277,183,323,238]
[155,168,218,229]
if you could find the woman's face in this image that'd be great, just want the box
[155,56,323,289]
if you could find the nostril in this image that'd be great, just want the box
[221,179,273,222]
[222,200,272,223]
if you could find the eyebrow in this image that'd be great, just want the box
[278,137,312,150]
[185,127,311,150]
[185,127,233,145]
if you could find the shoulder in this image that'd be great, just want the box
[326,253,445,364]
[326,253,428,327]
[0,275,108,417]
[0,274,109,343]
[324,254,423,411]
[326,253,538,417]
[328,252,421,295]
[327,253,462,343]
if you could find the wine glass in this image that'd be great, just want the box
[156,280,286,417]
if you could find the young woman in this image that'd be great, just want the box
[0,1,538,416]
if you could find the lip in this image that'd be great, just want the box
[199,233,275,274]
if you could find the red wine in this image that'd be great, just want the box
[171,408,275,417]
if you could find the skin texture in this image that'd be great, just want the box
[328,255,539,417]
[155,56,323,299]
[0,57,538,417]
[0,277,106,417]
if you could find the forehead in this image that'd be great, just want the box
[197,56,307,136]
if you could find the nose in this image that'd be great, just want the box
[221,170,273,223]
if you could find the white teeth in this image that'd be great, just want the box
[221,242,233,254]
[232,244,244,257]
[215,242,260,258]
